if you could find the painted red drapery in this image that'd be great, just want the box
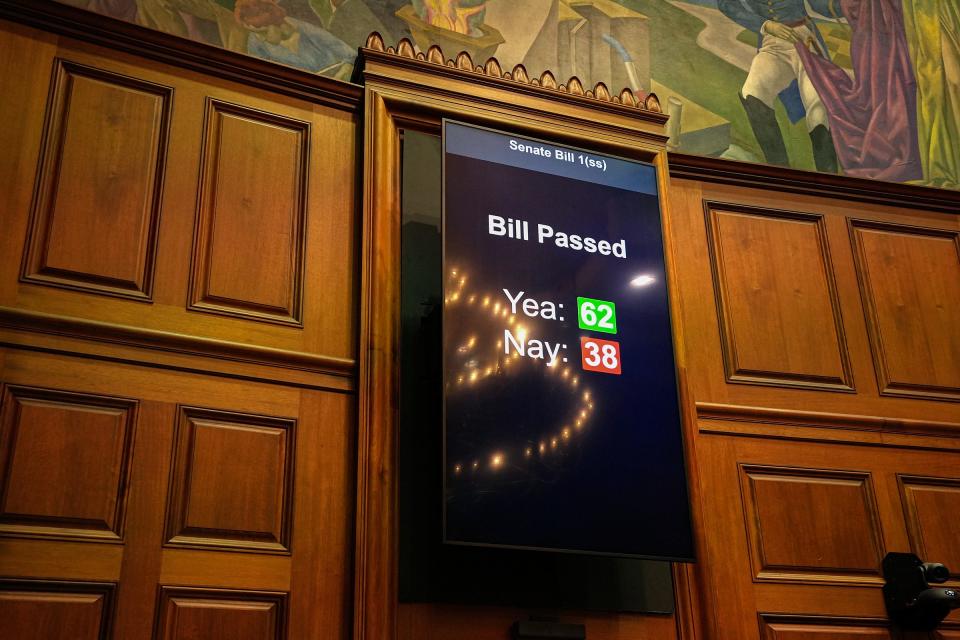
[797,0,922,181]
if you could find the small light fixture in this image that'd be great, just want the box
[630,274,656,287]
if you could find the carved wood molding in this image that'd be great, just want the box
[0,307,355,386]
[739,464,885,586]
[669,152,960,214]
[0,0,361,110]
[702,200,856,393]
[21,58,172,302]
[0,578,118,640]
[360,32,663,117]
[163,406,297,555]
[757,613,892,639]
[897,474,960,582]
[354,90,400,640]
[697,402,960,445]
[0,385,138,543]
[154,586,288,640]
[847,219,960,403]
[188,98,311,327]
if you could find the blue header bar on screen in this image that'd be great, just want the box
[444,121,658,196]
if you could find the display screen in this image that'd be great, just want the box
[443,121,694,560]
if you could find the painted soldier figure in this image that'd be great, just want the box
[718,0,842,172]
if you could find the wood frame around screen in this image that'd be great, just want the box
[353,33,704,640]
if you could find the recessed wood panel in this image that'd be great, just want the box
[0,579,115,640]
[899,475,960,580]
[165,406,296,553]
[155,586,286,640]
[189,99,309,326]
[740,466,884,583]
[759,615,892,639]
[21,58,170,300]
[0,385,137,541]
[704,203,853,392]
[850,220,960,402]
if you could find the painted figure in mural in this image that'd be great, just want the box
[136,0,249,51]
[135,0,354,76]
[308,0,395,52]
[234,0,355,76]
[411,0,487,35]
[902,0,960,188]
[717,0,841,172]
[51,0,960,190]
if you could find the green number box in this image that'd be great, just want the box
[576,296,617,334]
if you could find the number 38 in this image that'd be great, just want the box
[580,337,622,375]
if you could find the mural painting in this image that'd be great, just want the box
[55,0,960,189]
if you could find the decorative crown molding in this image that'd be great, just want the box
[669,152,960,214]
[362,32,662,114]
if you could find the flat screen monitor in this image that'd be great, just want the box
[441,121,694,561]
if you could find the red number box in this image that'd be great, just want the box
[580,336,622,375]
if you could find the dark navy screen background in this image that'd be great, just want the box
[443,121,694,560]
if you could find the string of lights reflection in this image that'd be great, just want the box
[444,267,596,479]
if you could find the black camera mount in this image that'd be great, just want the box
[883,552,960,632]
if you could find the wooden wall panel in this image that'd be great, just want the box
[849,221,960,402]
[155,586,286,640]
[22,58,170,300]
[704,203,853,392]
[0,579,115,640]
[696,425,960,640]
[740,466,884,584]
[899,476,960,580]
[188,99,309,326]
[165,406,296,553]
[0,20,55,305]
[670,178,960,427]
[0,15,353,640]
[0,385,136,541]
[759,615,892,639]
[0,346,354,639]
[676,169,960,639]
[0,25,358,387]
